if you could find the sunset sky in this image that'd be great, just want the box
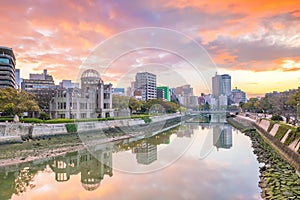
[1,0,300,97]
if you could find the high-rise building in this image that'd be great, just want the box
[221,74,231,96]
[157,86,170,101]
[175,84,194,106]
[231,87,247,104]
[15,69,21,90]
[212,73,223,97]
[0,46,16,88]
[134,72,157,101]
[212,73,232,107]
[212,73,231,97]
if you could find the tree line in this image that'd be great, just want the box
[240,91,300,116]
[113,95,181,114]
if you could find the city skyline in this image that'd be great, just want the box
[1,1,299,97]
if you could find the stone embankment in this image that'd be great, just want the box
[0,114,183,145]
[227,116,300,200]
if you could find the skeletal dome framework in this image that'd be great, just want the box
[81,69,100,79]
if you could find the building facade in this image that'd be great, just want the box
[134,72,157,101]
[49,69,114,119]
[175,85,194,107]
[156,86,170,101]
[212,72,232,108]
[21,69,55,90]
[0,46,16,88]
[231,87,247,104]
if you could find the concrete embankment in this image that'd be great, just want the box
[228,116,300,169]
[227,116,300,199]
[0,114,184,145]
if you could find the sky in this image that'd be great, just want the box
[1,0,300,97]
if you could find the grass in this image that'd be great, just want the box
[284,127,300,146]
[267,121,276,132]
[274,124,290,141]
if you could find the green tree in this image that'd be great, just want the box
[286,91,300,108]
[242,98,258,112]
[112,95,130,110]
[128,97,143,113]
[0,88,40,117]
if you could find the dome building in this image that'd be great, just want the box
[49,69,114,119]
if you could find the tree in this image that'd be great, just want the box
[0,88,40,117]
[112,95,130,110]
[128,97,143,113]
[286,91,300,108]
[242,98,258,112]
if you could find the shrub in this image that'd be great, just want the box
[142,116,152,123]
[45,118,75,124]
[20,118,43,123]
[271,115,283,121]
[65,123,77,133]
[0,117,13,122]
[39,112,51,120]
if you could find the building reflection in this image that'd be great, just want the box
[176,123,198,138]
[213,124,233,149]
[0,127,178,198]
[133,141,158,165]
[50,143,113,191]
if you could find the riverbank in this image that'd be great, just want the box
[227,116,300,199]
[0,114,185,167]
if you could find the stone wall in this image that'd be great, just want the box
[256,119,300,154]
[0,114,182,144]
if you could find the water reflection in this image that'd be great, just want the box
[213,125,232,149]
[49,146,113,191]
[0,121,261,200]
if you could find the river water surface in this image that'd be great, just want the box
[0,122,261,200]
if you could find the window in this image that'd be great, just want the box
[0,58,9,64]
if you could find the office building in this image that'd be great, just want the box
[212,73,231,97]
[231,87,247,104]
[175,85,194,107]
[15,69,21,90]
[157,86,170,101]
[112,88,125,96]
[21,69,55,90]
[134,72,157,101]
[59,80,79,89]
[0,46,16,88]
[21,69,57,113]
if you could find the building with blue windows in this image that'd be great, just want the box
[0,46,16,88]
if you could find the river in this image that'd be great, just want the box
[0,122,262,200]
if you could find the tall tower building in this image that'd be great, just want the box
[135,72,157,101]
[212,73,231,97]
[221,74,231,96]
[212,72,223,97]
[0,46,16,88]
